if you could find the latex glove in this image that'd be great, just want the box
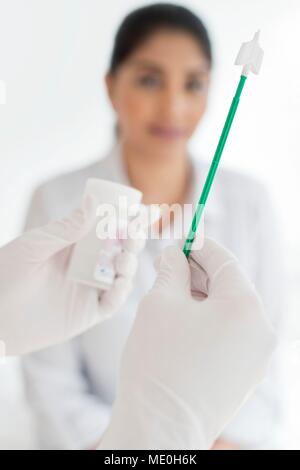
[0,197,145,356]
[99,239,276,450]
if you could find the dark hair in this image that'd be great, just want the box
[108,3,212,74]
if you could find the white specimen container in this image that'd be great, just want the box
[68,178,142,290]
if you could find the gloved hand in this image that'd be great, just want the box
[0,197,145,356]
[99,239,276,450]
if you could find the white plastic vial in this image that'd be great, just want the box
[67,178,142,290]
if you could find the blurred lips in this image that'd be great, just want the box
[148,124,186,140]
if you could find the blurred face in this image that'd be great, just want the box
[105,29,211,159]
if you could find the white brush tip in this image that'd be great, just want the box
[235,30,264,75]
[254,30,260,41]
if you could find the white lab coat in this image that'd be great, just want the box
[22,144,283,450]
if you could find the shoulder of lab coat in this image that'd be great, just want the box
[23,152,115,230]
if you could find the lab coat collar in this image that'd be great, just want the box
[189,157,224,224]
[104,142,131,186]
[102,142,224,225]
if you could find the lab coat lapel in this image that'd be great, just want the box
[189,157,225,239]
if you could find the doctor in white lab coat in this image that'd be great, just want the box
[22,144,283,450]
[22,4,283,450]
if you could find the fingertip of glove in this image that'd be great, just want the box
[115,251,138,277]
[162,245,187,265]
[121,234,147,254]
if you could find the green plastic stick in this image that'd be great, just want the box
[183,74,247,258]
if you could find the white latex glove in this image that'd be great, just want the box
[99,239,276,450]
[0,197,145,356]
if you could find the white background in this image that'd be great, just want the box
[0,0,299,449]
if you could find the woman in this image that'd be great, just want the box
[22,3,283,450]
